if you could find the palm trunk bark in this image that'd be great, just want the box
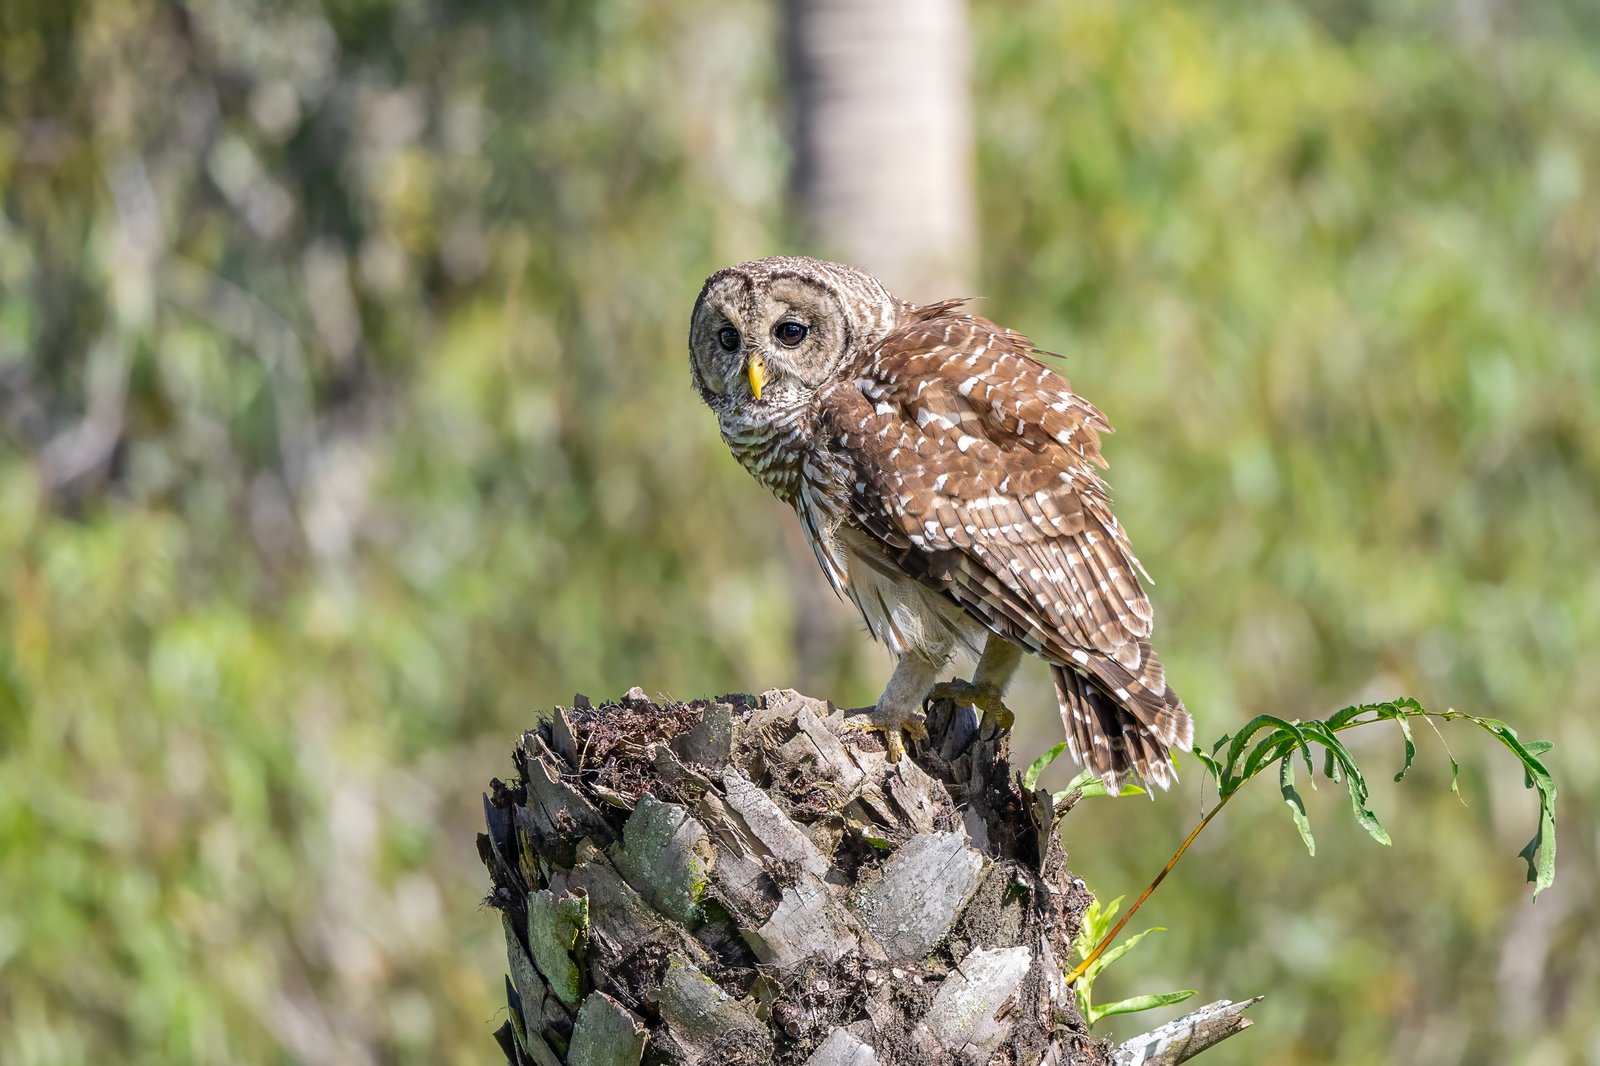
[481,688,1106,1064]
[480,687,1261,1064]
[783,0,977,302]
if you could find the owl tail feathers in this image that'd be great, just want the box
[1051,664,1194,794]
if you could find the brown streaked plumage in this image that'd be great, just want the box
[689,256,1192,789]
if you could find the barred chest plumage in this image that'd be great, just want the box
[717,402,853,513]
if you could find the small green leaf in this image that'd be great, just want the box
[1063,767,1097,792]
[1280,756,1315,856]
[1222,715,1313,795]
[1344,772,1391,846]
[1303,723,1365,790]
[1325,704,1366,729]
[1301,721,1387,846]
[1084,925,1164,983]
[1241,733,1294,786]
[1074,894,1121,955]
[1192,749,1224,782]
[1056,767,1147,802]
[1448,755,1464,801]
[1087,989,1198,1025]
[1485,727,1557,897]
[1518,740,1554,790]
[1391,714,1416,782]
[1024,742,1069,790]
[1518,834,1541,886]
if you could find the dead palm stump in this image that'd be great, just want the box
[480,686,1110,1065]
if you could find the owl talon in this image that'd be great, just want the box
[929,679,1016,732]
[840,705,929,762]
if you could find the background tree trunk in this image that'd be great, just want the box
[783,0,977,305]
[479,689,1260,1064]
[778,0,980,688]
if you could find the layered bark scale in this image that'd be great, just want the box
[479,687,1109,1065]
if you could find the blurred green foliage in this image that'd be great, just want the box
[1,1,1596,1063]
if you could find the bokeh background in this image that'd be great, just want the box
[3,0,1598,1063]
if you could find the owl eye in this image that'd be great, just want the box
[774,321,808,347]
[716,326,741,352]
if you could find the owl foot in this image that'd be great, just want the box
[839,704,930,763]
[929,679,1016,732]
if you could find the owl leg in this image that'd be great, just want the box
[840,646,949,762]
[973,633,1023,692]
[930,633,1022,731]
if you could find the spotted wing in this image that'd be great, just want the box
[819,309,1192,786]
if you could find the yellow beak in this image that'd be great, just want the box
[746,353,767,402]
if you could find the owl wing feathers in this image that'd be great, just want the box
[817,311,1192,787]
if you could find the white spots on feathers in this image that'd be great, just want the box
[708,274,1190,790]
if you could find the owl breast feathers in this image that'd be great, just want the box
[689,256,1192,789]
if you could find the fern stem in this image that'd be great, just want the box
[1064,797,1231,986]
[1064,703,1546,986]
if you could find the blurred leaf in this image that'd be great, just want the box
[1057,765,1148,801]
[1086,989,1198,1025]
[1482,726,1558,897]
[1024,741,1069,790]
[1281,756,1316,856]
[1085,925,1166,983]
[1387,712,1417,782]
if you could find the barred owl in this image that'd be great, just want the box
[689,256,1193,789]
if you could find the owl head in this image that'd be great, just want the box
[689,256,902,414]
